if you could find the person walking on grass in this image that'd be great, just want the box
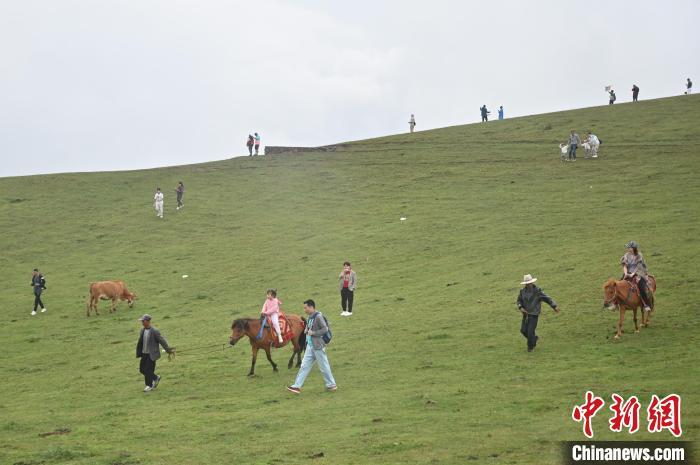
[246,134,254,156]
[153,187,164,218]
[409,114,416,133]
[686,78,693,95]
[254,132,261,155]
[339,261,357,316]
[30,268,47,316]
[175,182,184,210]
[632,84,640,102]
[136,314,174,392]
[566,130,581,162]
[287,299,337,394]
[517,274,560,352]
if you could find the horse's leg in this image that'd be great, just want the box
[288,338,299,369]
[264,346,278,372]
[248,346,259,377]
[615,308,624,339]
[633,307,639,333]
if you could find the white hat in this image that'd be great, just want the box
[520,274,538,285]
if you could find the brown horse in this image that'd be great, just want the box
[229,314,306,376]
[603,276,656,340]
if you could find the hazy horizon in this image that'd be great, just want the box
[1,0,698,177]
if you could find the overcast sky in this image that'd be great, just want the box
[1,0,698,177]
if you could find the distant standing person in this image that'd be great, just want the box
[246,135,254,156]
[339,261,357,316]
[632,84,640,102]
[687,78,693,95]
[409,114,416,133]
[254,132,261,155]
[608,89,616,105]
[517,274,560,352]
[136,314,174,392]
[566,130,581,162]
[153,187,164,218]
[480,105,490,122]
[498,106,504,120]
[286,299,337,394]
[175,182,184,210]
[30,268,47,316]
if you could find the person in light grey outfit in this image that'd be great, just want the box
[566,130,581,161]
[136,314,174,392]
[286,300,337,393]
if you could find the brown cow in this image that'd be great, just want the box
[87,280,136,316]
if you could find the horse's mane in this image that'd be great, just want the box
[231,318,255,330]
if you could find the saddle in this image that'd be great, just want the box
[623,274,656,309]
[258,314,295,347]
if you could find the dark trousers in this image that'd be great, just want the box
[33,293,45,311]
[520,314,539,350]
[139,355,157,386]
[633,92,639,102]
[176,193,183,207]
[568,143,577,160]
[638,277,651,308]
[481,115,488,122]
[341,288,354,313]
[247,145,253,156]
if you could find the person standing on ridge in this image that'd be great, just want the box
[498,106,504,120]
[480,105,490,122]
[632,84,640,102]
[608,89,617,105]
[409,114,416,133]
[254,132,261,155]
[687,78,693,95]
[246,134,254,156]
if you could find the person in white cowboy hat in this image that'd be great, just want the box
[517,274,560,352]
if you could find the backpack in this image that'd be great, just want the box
[40,276,46,289]
[311,312,332,345]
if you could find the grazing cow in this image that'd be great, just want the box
[87,280,136,316]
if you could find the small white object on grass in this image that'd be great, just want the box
[182,274,189,278]
[400,217,407,221]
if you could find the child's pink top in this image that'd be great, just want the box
[261,297,282,316]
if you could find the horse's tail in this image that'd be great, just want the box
[298,317,307,351]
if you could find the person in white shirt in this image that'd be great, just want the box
[153,187,164,218]
[408,114,416,133]
[584,131,600,158]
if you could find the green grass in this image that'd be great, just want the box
[1,95,699,465]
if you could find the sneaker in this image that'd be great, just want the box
[340,311,348,316]
[286,386,301,394]
[326,385,338,391]
[346,312,352,316]
[527,348,534,353]
[31,310,37,316]
[41,308,47,313]
[143,385,153,392]
[644,306,651,312]
[153,375,161,388]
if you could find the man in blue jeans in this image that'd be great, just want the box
[287,300,337,393]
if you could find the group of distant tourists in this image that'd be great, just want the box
[152,182,185,218]
[560,130,601,162]
[246,132,262,156]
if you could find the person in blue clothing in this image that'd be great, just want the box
[498,106,504,120]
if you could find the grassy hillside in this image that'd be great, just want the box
[1,95,699,465]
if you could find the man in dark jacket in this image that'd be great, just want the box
[632,84,640,102]
[30,268,47,316]
[136,314,174,392]
[517,274,560,352]
[480,105,490,122]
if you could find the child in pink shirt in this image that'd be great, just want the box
[261,289,284,343]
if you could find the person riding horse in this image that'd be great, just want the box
[620,241,652,312]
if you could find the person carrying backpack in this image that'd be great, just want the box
[286,299,337,394]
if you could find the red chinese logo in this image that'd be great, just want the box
[572,392,682,438]
[572,391,605,438]
[647,394,682,437]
